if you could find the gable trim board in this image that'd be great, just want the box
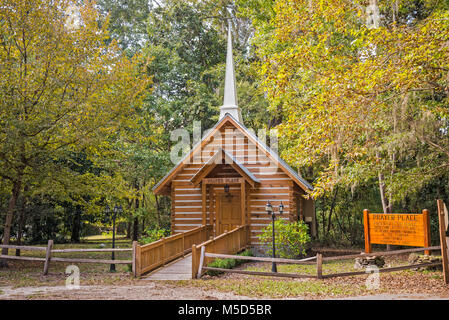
[190,148,260,187]
[153,114,313,195]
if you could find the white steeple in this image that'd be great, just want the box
[219,21,243,123]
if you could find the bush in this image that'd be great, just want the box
[205,249,254,276]
[140,227,169,244]
[258,220,310,259]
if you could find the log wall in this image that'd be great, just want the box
[169,123,315,242]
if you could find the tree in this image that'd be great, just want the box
[95,0,151,52]
[0,0,151,256]
[242,0,449,211]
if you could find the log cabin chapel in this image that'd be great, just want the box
[153,24,316,247]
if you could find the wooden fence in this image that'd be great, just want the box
[316,246,441,279]
[200,252,316,279]
[134,224,213,277]
[192,225,249,279]
[0,240,135,275]
[196,245,442,280]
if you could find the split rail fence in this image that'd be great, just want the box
[0,240,135,275]
[196,245,442,279]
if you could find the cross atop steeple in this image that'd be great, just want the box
[219,21,243,123]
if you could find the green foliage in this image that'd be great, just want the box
[258,220,310,258]
[241,0,449,211]
[5,0,447,252]
[96,0,150,52]
[0,0,151,247]
[0,0,272,246]
[206,249,254,276]
[140,227,170,244]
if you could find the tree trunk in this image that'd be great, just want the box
[133,217,139,241]
[321,207,326,240]
[327,187,339,233]
[1,180,22,264]
[378,171,393,250]
[155,195,161,227]
[126,221,131,239]
[378,172,392,214]
[16,189,27,256]
[71,205,81,243]
[133,197,139,241]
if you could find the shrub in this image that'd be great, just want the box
[258,220,310,259]
[205,249,254,276]
[140,227,169,244]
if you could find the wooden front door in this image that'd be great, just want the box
[216,193,241,235]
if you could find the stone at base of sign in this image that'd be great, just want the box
[408,254,442,271]
[354,256,385,269]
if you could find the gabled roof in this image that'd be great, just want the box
[153,114,313,195]
[191,148,260,187]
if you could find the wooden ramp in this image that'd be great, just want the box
[142,254,192,281]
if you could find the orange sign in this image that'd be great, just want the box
[363,210,431,253]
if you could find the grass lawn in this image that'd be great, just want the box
[176,278,368,298]
[171,253,449,299]
[243,255,402,276]
[81,233,129,242]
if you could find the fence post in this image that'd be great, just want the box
[238,228,242,250]
[182,233,185,256]
[363,209,372,253]
[136,244,142,277]
[162,237,166,266]
[316,253,323,279]
[132,241,137,277]
[192,245,198,279]
[43,240,53,275]
[197,246,205,279]
[422,209,431,255]
[437,200,449,284]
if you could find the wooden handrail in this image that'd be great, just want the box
[134,224,213,277]
[192,225,250,279]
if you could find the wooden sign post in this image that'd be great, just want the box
[437,199,449,284]
[363,209,431,254]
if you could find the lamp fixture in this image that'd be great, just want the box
[265,201,273,214]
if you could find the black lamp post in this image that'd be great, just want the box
[110,204,122,272]
[266,201,276,272]
[266,201,284,273]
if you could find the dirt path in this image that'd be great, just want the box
[0,282,255,300]
[2,282,449,300]
[336,293,449,300]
